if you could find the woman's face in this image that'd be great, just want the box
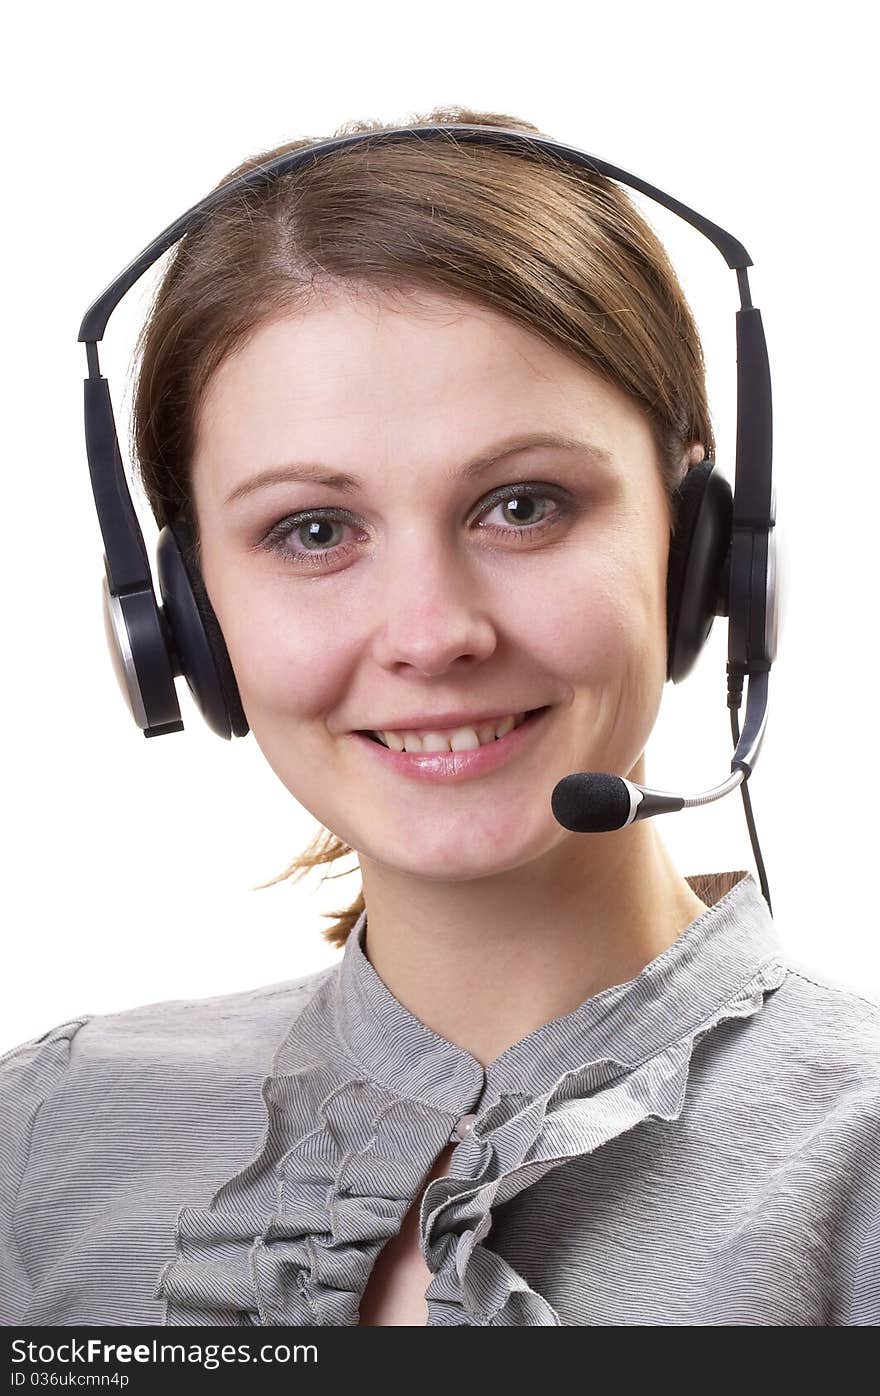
[190,285,679,881]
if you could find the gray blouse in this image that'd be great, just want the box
[1,870,878,1327]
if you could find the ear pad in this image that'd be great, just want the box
[155,516,250,739]
[666,460,733,684]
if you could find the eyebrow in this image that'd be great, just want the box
[222,431,614,506]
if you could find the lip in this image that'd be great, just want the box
[350,706,552,783]
[353,707,536,733]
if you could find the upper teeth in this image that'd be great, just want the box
[373,712,528,752]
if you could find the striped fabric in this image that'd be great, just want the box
[1,870,878,1326]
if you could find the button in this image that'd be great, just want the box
[453,1112,478,1141]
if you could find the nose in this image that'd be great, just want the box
[368,534,498,677]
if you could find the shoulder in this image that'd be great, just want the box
[686,956,880,1324]
[0,961,337,1087]
[767,956,880,1083]
[0,966,338,1324]
[692,952,880,1166]
[0,1017,92,1126]
[708,952,880,1115]
[769,967,880,1327]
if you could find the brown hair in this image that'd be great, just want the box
[130,104,714,951]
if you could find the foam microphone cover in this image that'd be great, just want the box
[551,771,632,833]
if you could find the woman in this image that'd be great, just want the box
[1,107,878,1328]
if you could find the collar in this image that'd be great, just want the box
[331,870,785,1112]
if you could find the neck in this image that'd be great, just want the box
[357,754,709,1068]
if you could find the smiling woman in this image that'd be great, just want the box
[130,105,716,952]
[184,281,696,929]
[2,107,878,1329]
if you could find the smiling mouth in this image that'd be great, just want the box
[358,706,550,747]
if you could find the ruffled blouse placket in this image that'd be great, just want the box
[419,956,787,1325]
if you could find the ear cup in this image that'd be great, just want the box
[666,460,733,684]
[155,517,250,739]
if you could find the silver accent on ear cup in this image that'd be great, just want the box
[765,485,781,665]
[101,572,148,731]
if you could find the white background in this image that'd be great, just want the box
[2,0,877,1054]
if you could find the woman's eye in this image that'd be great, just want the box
[256,483,573,569]
[481,490,560,532]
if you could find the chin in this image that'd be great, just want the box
[362,814,561,882]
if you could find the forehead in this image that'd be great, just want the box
[191,285,654,505]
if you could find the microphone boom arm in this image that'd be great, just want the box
[629,669,769,821]
[551,670,769,831]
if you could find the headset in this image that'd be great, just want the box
[78,124,779,913]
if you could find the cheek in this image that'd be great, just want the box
[531,547,663,686]
[210,574,352,722]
